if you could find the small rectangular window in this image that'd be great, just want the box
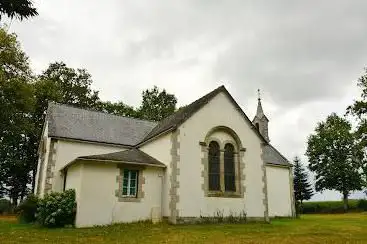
[122,169,139,197]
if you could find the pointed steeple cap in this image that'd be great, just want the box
[254,89,269,121]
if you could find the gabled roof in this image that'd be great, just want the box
[46,103,158,146]
[76,148,166,168]
[140,85,268,144]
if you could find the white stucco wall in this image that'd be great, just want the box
[178,92,265,218]
[65,164,83,201]
[139,133,171,217]
[52,140,126,192]
[266,165,292,217]
[69,162,163,227]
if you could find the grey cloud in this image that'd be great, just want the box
[8,0,367,200]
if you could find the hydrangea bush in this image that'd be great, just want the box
[36,189,76,227]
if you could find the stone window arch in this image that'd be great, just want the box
[200,126,246,198]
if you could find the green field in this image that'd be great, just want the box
[0,213,366,244]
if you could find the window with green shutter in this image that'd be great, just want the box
[122,169,139,197]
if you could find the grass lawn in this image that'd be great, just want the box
[0,213,366,244]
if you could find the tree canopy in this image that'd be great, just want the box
[138,86,177,121]
[347,68,367,192]
[306,113,363,210]
[0,27,34,204]
[0,0,38,21]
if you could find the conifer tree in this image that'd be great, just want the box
[293,157,314,210]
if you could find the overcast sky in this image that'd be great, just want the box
[7,0,367,200]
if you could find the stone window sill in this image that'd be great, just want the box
[206,191,242,198]
[117,196,141,202]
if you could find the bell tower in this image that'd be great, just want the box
[252,89,270,142]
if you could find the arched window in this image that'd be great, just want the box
[208,141,220,191]
[224,143,236,192]
[255,123,260,131]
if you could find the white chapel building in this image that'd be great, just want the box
[34,85,295,227]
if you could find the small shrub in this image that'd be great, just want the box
[0,199,12,215]
[36,189,76,228]
[16,195,39,223]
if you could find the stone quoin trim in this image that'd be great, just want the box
[239,148,246,197]
[288,167,296,217]
[169,129,180,224]
[260,142,270,223]
[44,140,57,194]
[36,149,46,195]
[115,164,145,202]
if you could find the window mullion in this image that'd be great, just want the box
[127,171,131,196]
[220,150,225,192]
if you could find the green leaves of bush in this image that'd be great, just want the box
[36,189,76,227]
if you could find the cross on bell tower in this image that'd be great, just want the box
[252,89,270,142]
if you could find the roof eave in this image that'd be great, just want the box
[61,157,166,171]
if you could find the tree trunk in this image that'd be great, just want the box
[343,192,349,213]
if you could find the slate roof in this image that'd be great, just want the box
[263,144,291,167]
[77,148,166,168]
[46,103,158,146]
[46,86,290,167]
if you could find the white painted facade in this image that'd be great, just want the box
[65,162,164,227]
[266,165,293,217]
[178,92,265,218]
[140,133,172,217]
[35,88,294,227]
[53,140,126,192]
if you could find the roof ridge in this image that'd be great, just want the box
[139,85,228,143]
[48,102,157,125]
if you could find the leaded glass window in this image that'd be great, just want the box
[208,141,220,191]
[224,143,236,192]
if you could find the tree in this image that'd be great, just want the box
[347,67,367,192]
[306,113,363,211]
[0,0,38,21]
[293,157,313,212]
[29,62,101,189]
[96,101,138,118]
[0,27,34,205]
[137,86,177,121]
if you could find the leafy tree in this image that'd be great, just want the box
[96,101,138,118]
[347,67,367,191]
[293,157,313,205]
[306,113,363,211]
[137,86,177,121]
[0,27,34,205]
[0,0,38,21]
